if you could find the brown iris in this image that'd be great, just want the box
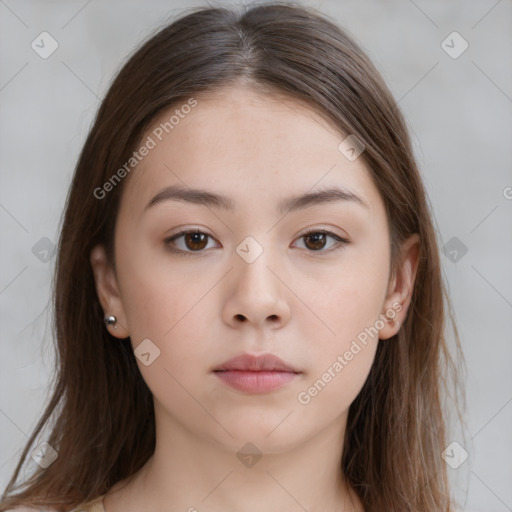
[185,232,208,251]
[303,232,327,250]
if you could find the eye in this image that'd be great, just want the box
[293,229,349,253]
[164,229,220,254]
[164,228,349,255]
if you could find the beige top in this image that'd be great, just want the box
[72,495,106,511]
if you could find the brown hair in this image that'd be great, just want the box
[1,2,465,511]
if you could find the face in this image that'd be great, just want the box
[91,86,414,454]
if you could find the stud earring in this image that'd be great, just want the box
[104,315,117,328]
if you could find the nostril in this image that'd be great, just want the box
[235,314,246,322]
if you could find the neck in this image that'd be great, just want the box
[105,405,361,512]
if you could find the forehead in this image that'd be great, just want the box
[119,86,383,219]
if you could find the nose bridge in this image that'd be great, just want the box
[236,245,275,297]
[223,235,291,328]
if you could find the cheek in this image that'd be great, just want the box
[115,248,222,397]
[296,338,378,416]
[116,257,215,419]
[304,248,390,344]
[115,236,217,341]
[296,246,388,398]
[301,281,382,403]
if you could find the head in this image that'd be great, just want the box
[1,3,463,512]
[90,81,418,459]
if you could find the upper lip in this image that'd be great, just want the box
[213,353,300,373]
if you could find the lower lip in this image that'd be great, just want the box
[214,370,299,393]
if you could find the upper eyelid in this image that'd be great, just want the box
[166,224,347,237]
[166,227,346,240]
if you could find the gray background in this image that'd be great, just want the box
[1,1,511,511]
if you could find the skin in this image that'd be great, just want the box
[90,86,419,512]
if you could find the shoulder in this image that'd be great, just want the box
[4,508,52,512]
[4,508,45,512]
[3,495,105,512]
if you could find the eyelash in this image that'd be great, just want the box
[164,228,349,256]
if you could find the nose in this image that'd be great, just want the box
[222,251,291,330]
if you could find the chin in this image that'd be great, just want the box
[209,412,306,452]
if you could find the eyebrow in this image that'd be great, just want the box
[144,184,369,214]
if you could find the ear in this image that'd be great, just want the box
[90,244,130,338]
[378,234,420,340]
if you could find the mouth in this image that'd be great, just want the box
[212,353,301,393]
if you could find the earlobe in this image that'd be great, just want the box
[90,244,130,338]
[379,234,420,340]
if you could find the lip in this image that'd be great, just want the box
[213,353,301,393]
